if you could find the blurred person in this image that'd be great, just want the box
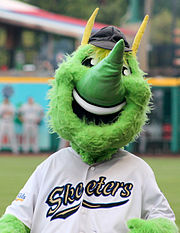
[138,125,151,154]
[18,97,44,153]
[54,52,65,69]
[0,98,18,153]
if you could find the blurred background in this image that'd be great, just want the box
[0,0,179,154]
[0,0,180,229]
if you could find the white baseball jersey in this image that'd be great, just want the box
[0,102,18,153]
[0,102,15,121]
[18,103,43,124]
[5,148,175,233]
[18,102,43,153]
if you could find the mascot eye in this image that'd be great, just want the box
[82,57,98,67]
[122,66,131,76]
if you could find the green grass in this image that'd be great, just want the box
[143,157,180,229]
[0,156,46,216]
[0,155,179,229]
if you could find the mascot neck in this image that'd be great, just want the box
[71,142,118,165]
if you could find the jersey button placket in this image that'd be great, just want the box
[79,207,88,233]
[90,166,95,171]
[80,165,96,232]
[79,166,90,233]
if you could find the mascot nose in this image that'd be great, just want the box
[76,39,125,107]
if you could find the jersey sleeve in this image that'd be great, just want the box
[5,164,42,229]
[141,164,175,222]
[0,106,2,116]
[12,105,16,116]
[17,107,23,119]
[37,104,44,119]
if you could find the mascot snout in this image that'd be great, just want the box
[76,39,125,108]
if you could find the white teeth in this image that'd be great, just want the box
[73,89,126,116]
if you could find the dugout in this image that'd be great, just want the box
[131,77,180,154]
[150,78,180,153]
[0,0,135,76]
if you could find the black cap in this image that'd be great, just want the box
[88,26,130,51]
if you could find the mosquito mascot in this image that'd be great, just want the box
[0,8,178,233]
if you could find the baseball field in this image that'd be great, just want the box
[0,154,179,229]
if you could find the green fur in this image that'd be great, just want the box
[91,44,129,65]
[127,218,179,233]
[0,214,30,233]
[48,44,151,164]
[92,45,110,61]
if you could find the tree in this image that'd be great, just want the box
[21,0,128,26]
[150,10,172,45]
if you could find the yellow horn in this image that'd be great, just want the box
[132,15,149,56]
[81,8,99,45]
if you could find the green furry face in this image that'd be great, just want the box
[48,43,151,164]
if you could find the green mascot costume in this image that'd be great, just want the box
[0,8,178,233]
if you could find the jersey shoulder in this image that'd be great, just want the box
[115,149,154,175]
[37,147,80,171]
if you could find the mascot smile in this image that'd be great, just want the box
[0,8,178,233]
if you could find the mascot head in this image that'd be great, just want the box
[48,9,151,164]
